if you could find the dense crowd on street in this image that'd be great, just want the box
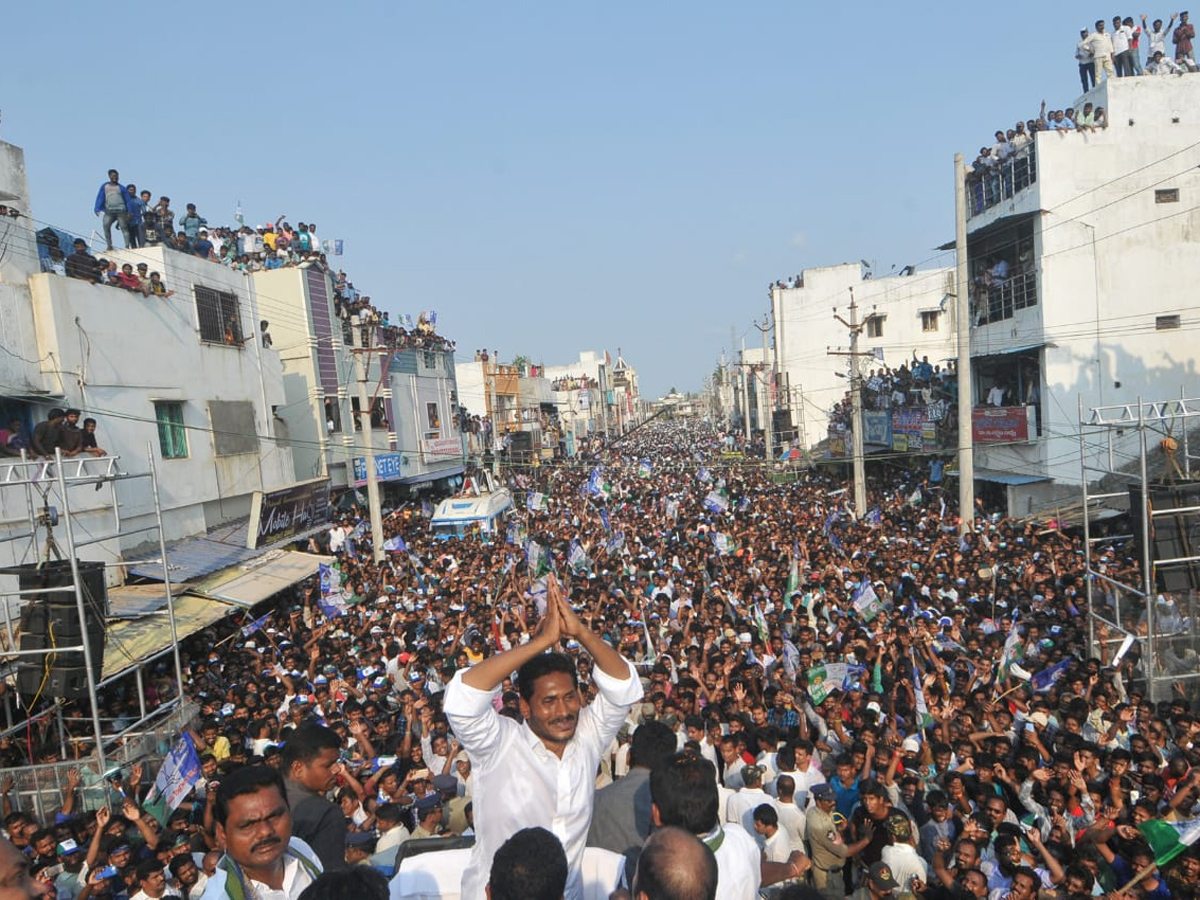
[1,420,1196,900]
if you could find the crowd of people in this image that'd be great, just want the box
[1,420,1196,900]
[0,408,107,459]
[1076,14,1197,90]
[828,355,958,445]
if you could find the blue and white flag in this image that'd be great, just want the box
[712,533,729,555]
[703,491,729,515]
[421,500,433,518]
[506,522,520,546]
[737,495,751,512]
[637,459,653,478]
[319,563,334,597]
[852,582,884,622]
[605,531,625,556]
[697,467,712,483]
[527,492,546,512]
[599,508,611,533]
[144,734,202,822]
[568,539,588,573]
[666,499,679,521]
[526,541,550,576]
[383,535,408,552]
[1031,658,1072,693]
[240,612,271,639]
[586,467,607,497]
[866,507,883,527]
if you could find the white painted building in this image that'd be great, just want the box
[0,140,296,569]
[254,267,466,497]
[772,263,957,454]
[963,76,1200,513]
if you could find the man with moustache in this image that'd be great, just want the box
[200,766,322,900]
[444,574,642,900]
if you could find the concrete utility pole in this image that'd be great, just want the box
[741,337,751,442]
[353,333,386,564]
[831,289,868,516]
[954,153,976,534]
[754,316,772,457]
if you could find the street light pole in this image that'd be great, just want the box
[954,153,976,534]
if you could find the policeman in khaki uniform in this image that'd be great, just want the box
[805,783,849,900]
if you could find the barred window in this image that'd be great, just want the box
[194,285,243,345]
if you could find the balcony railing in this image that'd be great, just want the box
[974,270,1038,325]
[967,144,1037,218]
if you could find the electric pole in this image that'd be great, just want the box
[353,333,386,564]
[831,288,868,517]
[954,153,976,534]
[740,337,751,442]
[753,316,773,457]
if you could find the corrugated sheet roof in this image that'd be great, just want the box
[101,593,233,681]
[194,550,332,608]
[126,519,328,583]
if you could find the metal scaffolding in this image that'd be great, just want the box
[1079,394,1200,703]
[0,444,185,813]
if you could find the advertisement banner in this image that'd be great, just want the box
[863,411,891,446]
[422,437,464,460]
[892,408,928,452]
[352,453,403,485]
[972,406,1032,444]
[247,478,331,549]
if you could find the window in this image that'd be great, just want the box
[866,315,885,338]
[155,402,188,459]
[423,350,440,371]
[323,398,342,433]
[194,286,243,345]
[921,311,940,332]
[1157,314,1182,330]
[1155,188,1180,204]
[427,402,441,431]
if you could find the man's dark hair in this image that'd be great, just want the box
[632,721,679,771]
[753,804,778,828]
[136,859,162,883]
[489,827,567,900]
[280,722,341,776]
[168,855,196,878]
[633,826,717,900]
[297,868,389,900]
[516,652,577,702]
[375,803,403,826]
[650,753,719,834]
[213,765,288,827]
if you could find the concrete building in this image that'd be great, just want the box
[255,266,466,498]
[542,349,642,451]
[962,76,1200,514]
[0,139,296,569]
[771,263,957,456]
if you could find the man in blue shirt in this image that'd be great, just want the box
[93,169,134,251]
[125,185,147,248]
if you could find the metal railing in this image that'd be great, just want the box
[967,144,1037,218]
[975,270,1039,325]
[0,699,197,822]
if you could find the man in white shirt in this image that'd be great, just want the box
[649,753,810,900]
[879,814,929,894]
[443,575,642,900]
[1087,19,1117,81]
[772,776,808,852]
[201,766,323,900]
[725,766,778,836]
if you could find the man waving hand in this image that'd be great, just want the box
[444,574,643,900]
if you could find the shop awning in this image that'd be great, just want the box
[193,550,332,608]
[126,519,330,583]
[101,591,234,681]
[972,470,1052,486]
[972,342,1045,358]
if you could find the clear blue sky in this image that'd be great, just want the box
[2,2,1102,398]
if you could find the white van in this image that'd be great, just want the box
[430,489,514,540]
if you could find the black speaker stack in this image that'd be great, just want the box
[1,561,107,699]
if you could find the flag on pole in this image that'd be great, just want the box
[1030,658,1072,692]
[143,734,202,824]
[851,582,884,622]
[604,531,625,556]
[383,535,408,552]
[421,500,433,518]
[599,508,611,533]
[526,492,546,512]
[240,612,271,639]
[568,539,588,573]
[1138,818,1200,868]
[526,541,550,576]
[703,491,729,514]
